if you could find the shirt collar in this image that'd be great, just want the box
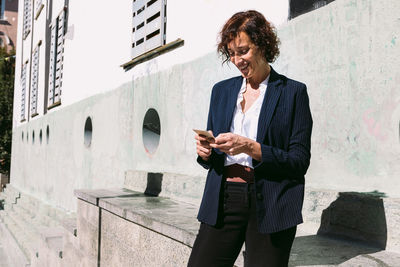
[238,74,270,96]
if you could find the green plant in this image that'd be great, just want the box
[0,47,15,176]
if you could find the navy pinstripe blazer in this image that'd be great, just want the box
[197,67,313,233]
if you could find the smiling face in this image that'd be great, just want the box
[227,31,269,84]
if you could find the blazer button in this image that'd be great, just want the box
[256,193,263,200]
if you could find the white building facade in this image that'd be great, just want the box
[11,0,291,211]
[10,0,400,212]
[4,0,400,265]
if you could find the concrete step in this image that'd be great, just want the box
[6,207,40,253]
[1,209,78,267]
[1,209,36,260]
[0,186,79,267]
[16,193,77,234]
[1,185,21,204]
[1,189,79,267]
[0,219,31,267]
[16,199,76,233]
[30,227,85,267]
[11,205,44,240]
[16,204,54,228]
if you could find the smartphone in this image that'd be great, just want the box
[193,129,215,142]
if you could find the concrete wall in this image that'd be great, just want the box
[10,51,238,211]
[12,0,289,128]
[274,0,400,196]
[10,0,400,213]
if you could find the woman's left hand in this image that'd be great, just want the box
[210,133,261,160]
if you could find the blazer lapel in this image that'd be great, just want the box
[256,68,282,143]
[224,76,243,132]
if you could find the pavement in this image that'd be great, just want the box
[0,221,29,267]
[289,230,400,267]
[1,229,400,266]
[0,237,17,267]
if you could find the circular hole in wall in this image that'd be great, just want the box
[26,131,29,142]
[84,117,93,148]
[22,131,24,142]
[39,129,43,145]
[32,130,35,144]
[142,108,161,154]
[46,125,49,144]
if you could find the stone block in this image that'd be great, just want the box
[77,199,99,260]
[100,210,192,267]
[74,188,139,205]
[124,171,148,193]
[99,195,199,247]
[383,198,400,252]
[124,170,205,206]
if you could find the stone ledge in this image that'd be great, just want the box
[74,187,400,267]
[74,188,139,206]
[99,194,199,247]
[124,169,400,253]
[124,170,205,206]
[74,188,199,247]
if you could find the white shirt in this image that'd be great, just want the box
[224,75,269,169]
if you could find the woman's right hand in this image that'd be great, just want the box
[195,130,214,161]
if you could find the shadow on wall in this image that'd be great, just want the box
[144,172,163,196]
[318,191,387,249]
[290,191,387,266]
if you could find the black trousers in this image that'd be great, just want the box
[188,182,296,267]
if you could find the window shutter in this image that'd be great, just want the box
[54,10,65,103]
[48,8,66,107]
[21,63,28,121]
[30,46,39,115]
[23,0,31,39]
[132,0,166,58]
[48,22,57,106]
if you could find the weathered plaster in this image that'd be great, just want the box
[10,0,400,213]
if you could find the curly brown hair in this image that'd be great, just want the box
[217,10,280,64]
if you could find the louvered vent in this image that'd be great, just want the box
[48,9,66,107]
[23,0,31,39]
[21,62,28,121]
[132,0,167,58]
[30,45,40,115]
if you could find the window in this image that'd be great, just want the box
[131,0,167,58]
[48,9,66,108]
[21,62,28,121]
[23,0,32,39]
[35,0,44,19]
[30,43,41,116]
[289,0,335,19]
[0,0,5,20]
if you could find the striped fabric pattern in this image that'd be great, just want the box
[197,67,313,233]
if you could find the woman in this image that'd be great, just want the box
[189,10,313,267]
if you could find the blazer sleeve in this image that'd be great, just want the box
[196,84,217,170]
[254,84,313,178]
